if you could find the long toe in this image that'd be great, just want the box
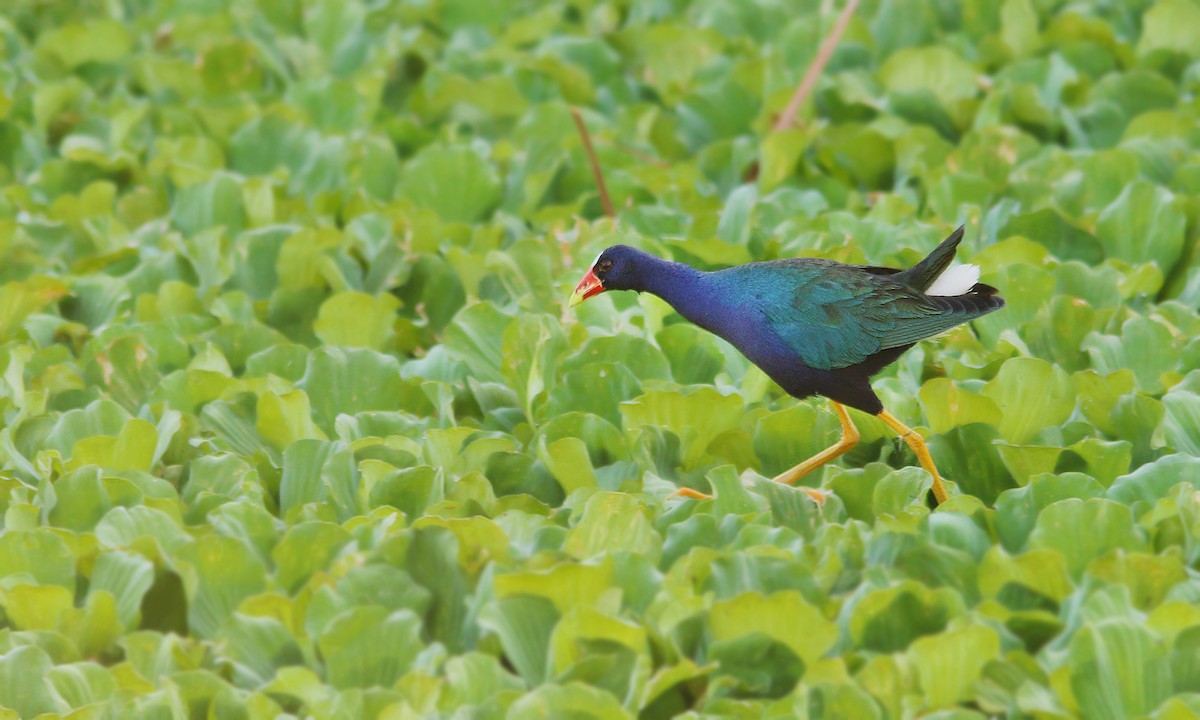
[670,487,713,500]
[800,487,829,505]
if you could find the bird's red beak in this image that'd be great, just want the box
[569,269,605,307]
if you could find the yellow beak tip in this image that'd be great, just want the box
[568,292,584,308]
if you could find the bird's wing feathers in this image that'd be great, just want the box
[754,262,987,371]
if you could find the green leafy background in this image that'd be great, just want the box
[1,0,1200,717]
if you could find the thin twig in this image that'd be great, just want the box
[773,0,860,132]
[570,107,615,218]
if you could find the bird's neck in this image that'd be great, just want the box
[638,257,710,324]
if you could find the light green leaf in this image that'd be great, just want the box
[0,529,76,590]
[279,439,359,520]
[1095,180,1186,273]
[881,47,978,108]
[978,547,1073,603]
[217,614,304,687]
[1108,454,1200,507]
[95,505,191,557]
[982,358,1076,443]
[256,390,326,450]
[620,387,744,469]
[759,128,811,193]
[564,492,661,561]
[47,662,118,710]
[1138,0,1200,57]
[994,443,1063,487]
[313,291,400,350]
[624,24,724,103]
[708,590,836,669]
[63,417,157,472]
[172,172,247,237]
[37,19,131,69]
[369,465,445,518]
[919,379,1003,434]
[173,535,268,639]
[538,437,598,494]
[45,399,132,457]
[0,583,74,630]
[0,276,68,338]
[400,145,500,223]
[442,652,525,708]
[493,561,616,615]
[318,608,422,690]
[849,581,965,653]
[549,605,648,675]
[299,347,408,430]
[753,402,842,480]
[0,646,60,718]
[1073,369,1136,436]
[710,464,762,516]
[657,323,725,386]
[908,624,1001,708]
[1162,391,1200,455]
[1001,0,1040,57]
[414,515,512,574]
[1066,437,1131,488]
[90,550,155,629]
[506,681,633,720]
[1070,620,1171,720]
[272,521,352,592]
[1083,316,1181,393]
[478,595,559,686]
[716,184,757,245]
[873,466,935,516]
[442,302,511,385]
[1027,498,1146,578]
[1088,551,1187,611]
[994,472,1106,552]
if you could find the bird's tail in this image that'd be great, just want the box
[928,283,1006,317]
[894,226,965,293]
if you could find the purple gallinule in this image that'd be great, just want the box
[569,226,1004,505]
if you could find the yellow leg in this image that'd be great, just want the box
[670,401,858,505]
[877,410,948,505]
[771,401,859,495]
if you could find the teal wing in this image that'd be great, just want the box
[746,260,994,371]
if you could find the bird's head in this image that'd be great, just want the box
[568,245,647,307]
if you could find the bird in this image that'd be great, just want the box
[568,226,1004,505]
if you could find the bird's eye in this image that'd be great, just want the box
[596,259,613,273]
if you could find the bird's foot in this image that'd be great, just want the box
[669,485,828,505]
[796,486,829,505]
[768,472,831,506]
